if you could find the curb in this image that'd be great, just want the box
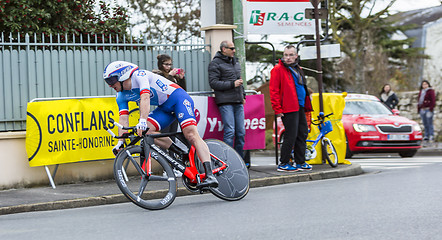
[250,164,363,187]
[255,148,442,157]
[0,164,363,216]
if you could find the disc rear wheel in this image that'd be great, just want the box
[199,139,250,201]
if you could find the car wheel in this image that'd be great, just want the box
[345,136,353,159]
[399,150,417,158]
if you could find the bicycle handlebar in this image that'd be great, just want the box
[103,125,117,137]
[109,118,138,131]
[322,112,334,119]
[311,112,334,125]
[103,119,144,139]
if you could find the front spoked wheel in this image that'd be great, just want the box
[323,139,338,167]
[304,141,317,161]
[114,145,177,210]
[202,139,250,201]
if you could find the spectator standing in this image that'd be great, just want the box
[269,45,313,172]
[379,84,399,110]
[208,40,246,161]
[152,54,186,142]
[152,54,187,176]
[417,80,436,141]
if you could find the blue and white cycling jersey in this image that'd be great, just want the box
[116,69,181,116]
[116,69,196,130]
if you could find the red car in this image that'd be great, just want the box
[273,93,423,158]
[343,94,422,158]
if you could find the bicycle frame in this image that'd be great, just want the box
[306,129,325,149]
[307,120,332,146]
[105,122,228,186]
[144,135,228,185]
[305,113,334,160]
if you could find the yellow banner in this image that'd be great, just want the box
[306,93,350,164]
[26,97,139,167]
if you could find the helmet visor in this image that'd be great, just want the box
[104,75,119,85]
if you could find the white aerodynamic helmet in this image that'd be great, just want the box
[103,61,139,85]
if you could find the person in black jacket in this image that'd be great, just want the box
[380,84,399,110]
[208,40,246,161]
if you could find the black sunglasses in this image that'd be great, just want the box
[227,47,236,50]
[104,75,119,85]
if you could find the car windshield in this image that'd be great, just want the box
[343,100,392,115]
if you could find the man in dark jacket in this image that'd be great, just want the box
[208,40,246,160]
[270,45,313,172]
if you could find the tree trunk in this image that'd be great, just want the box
[354,48,366,93]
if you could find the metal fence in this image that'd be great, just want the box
[0,33,212,131]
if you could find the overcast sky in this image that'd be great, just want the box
[381,0,440,12]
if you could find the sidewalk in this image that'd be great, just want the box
[417,141,442,155]
[0,154,363,216]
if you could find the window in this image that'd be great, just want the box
[343,100,392,115]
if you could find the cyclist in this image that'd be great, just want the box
[103,61,218,188]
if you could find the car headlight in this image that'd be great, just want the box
[413,124,422,132]
[353,124,377,132]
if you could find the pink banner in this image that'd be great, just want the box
[193,94,266,150]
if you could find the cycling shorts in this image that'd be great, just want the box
[147,88,197,131]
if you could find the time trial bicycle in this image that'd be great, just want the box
[104,119,250,210]
[293,112,338,167]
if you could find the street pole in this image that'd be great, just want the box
[310,0,326,162]
[232,0,247,88]
[232,0,249,164]
[245,41,278,165]
[312,0,324,113]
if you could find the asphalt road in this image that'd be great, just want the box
[1,156,440,240]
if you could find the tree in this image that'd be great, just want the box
[245,41,341,92]
[328,0,395,93]
[246,44,281,64]
[127,0,201,44]
[328,0,428,93]
[0,0,130,41]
